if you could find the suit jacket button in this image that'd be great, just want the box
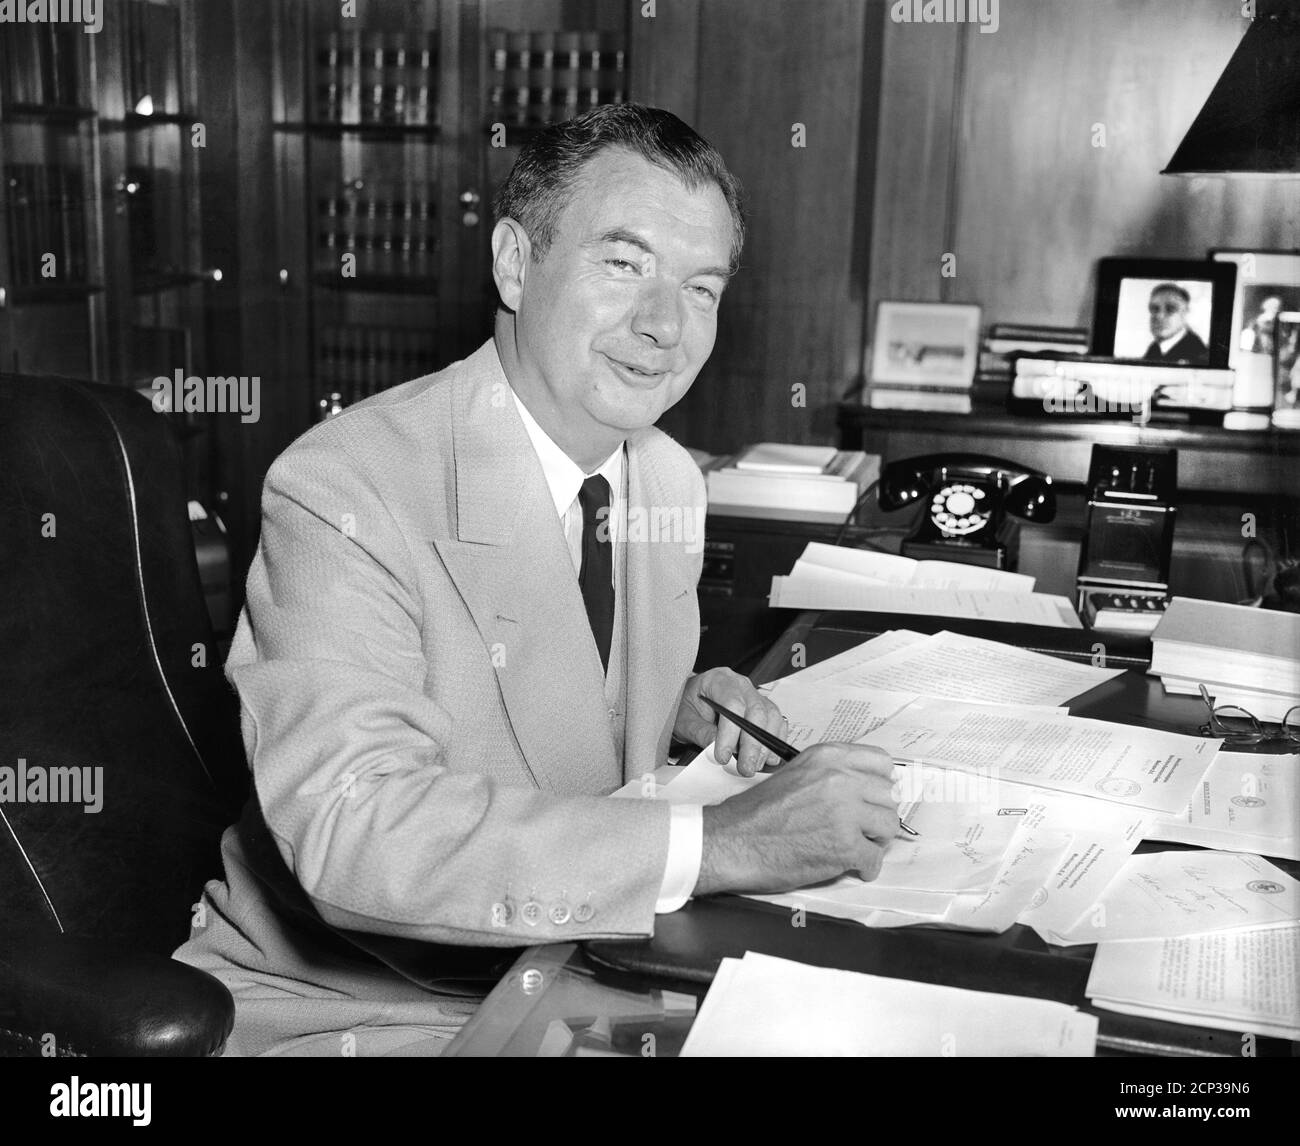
[490,901,514,926]
[548,903,572,925]
[574,902,594,923]
[521,900,543,926]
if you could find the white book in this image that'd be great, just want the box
[732,441,837,474]
[865,387,972,413]
[1158,675,1299,724]
[1150,598,1300,696]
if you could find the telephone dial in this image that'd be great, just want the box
[878,453,1056,569]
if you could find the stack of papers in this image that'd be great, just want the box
[1145,751,1300,861]
[1150,598,1300,722]
[705,446,881,524]
[680,952,1098,1056]
[768,542,1082,628]
[1087,924,1300,1040]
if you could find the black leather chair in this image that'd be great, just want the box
[0,373,249,1055]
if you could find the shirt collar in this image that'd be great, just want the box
[1158,330,1185,354]
[511,389,624,518]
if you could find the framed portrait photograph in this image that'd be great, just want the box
[869,301,982,389]
[1091,258,1237,369]
[1210,248,1300,413]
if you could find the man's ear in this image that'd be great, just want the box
[491,218,531,312]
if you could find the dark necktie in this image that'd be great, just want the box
[577,474,614,673]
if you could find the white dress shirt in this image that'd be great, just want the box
[511,390,702,912]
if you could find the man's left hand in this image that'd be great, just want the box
[674,668,788,777]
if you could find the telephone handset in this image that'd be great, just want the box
[878,453,1055,568]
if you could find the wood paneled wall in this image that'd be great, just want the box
[653,0,882,454]
[870,0,1300,332]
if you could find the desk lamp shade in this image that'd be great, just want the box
[1163,1,1300,176]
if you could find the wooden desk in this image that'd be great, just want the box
[448,611,1298,1058]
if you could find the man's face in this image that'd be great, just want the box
[498,148,734,459]
[1149,289,1189,341]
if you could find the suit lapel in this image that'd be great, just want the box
[430,344,618,796]
[621,431,702,783]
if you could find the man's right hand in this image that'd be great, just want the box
[695,742,900,895]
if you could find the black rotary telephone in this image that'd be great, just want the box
[877,453,1056,569]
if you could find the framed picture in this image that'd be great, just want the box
[1210,248,1300,412]
[869,301,982,388]
[1091,258,1237,369]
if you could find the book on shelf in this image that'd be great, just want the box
[0,22,83,107]
[316,183,437,280]
[987,322,1090,344]
[1011,355,1235,414]
[985,337,1090,355]
[316,324,438,408]
[3,163,88,287]
[979,325,1090,396]
[706,448,881,524]
[486,28,627,129]
[313,29,439,126]
[864,384,972,413]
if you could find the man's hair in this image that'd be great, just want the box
[493,104,745,271]
[1149,282,1191,307]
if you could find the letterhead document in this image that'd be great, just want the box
[862,698,1220,816]
[769,576,1083,629]
[789,630,1122,706]
[1146,751,1300,861]
[1051,851,1300,946]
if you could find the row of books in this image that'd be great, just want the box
[978,322,1089,392]
[316,190,438,280]
[703,443,880,525]
[315,324,438,411]
[486,29,628,128]
[0,23,85,108]
[313,31,439,126]
[865,322,1090,414]
[3,164,89,286]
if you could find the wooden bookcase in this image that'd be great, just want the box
[0,1,214,388]
[264,0,636,428]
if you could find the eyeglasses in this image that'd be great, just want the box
[1197,684,1300,746]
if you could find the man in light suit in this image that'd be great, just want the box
[176,105,900,1056]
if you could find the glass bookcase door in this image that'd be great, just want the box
[271,0,460,426]
[0,24,104,379]
[96,0,209,390]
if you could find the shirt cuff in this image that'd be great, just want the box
[655,803,704,913]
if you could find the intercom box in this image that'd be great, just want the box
[1076,445,1178,626]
